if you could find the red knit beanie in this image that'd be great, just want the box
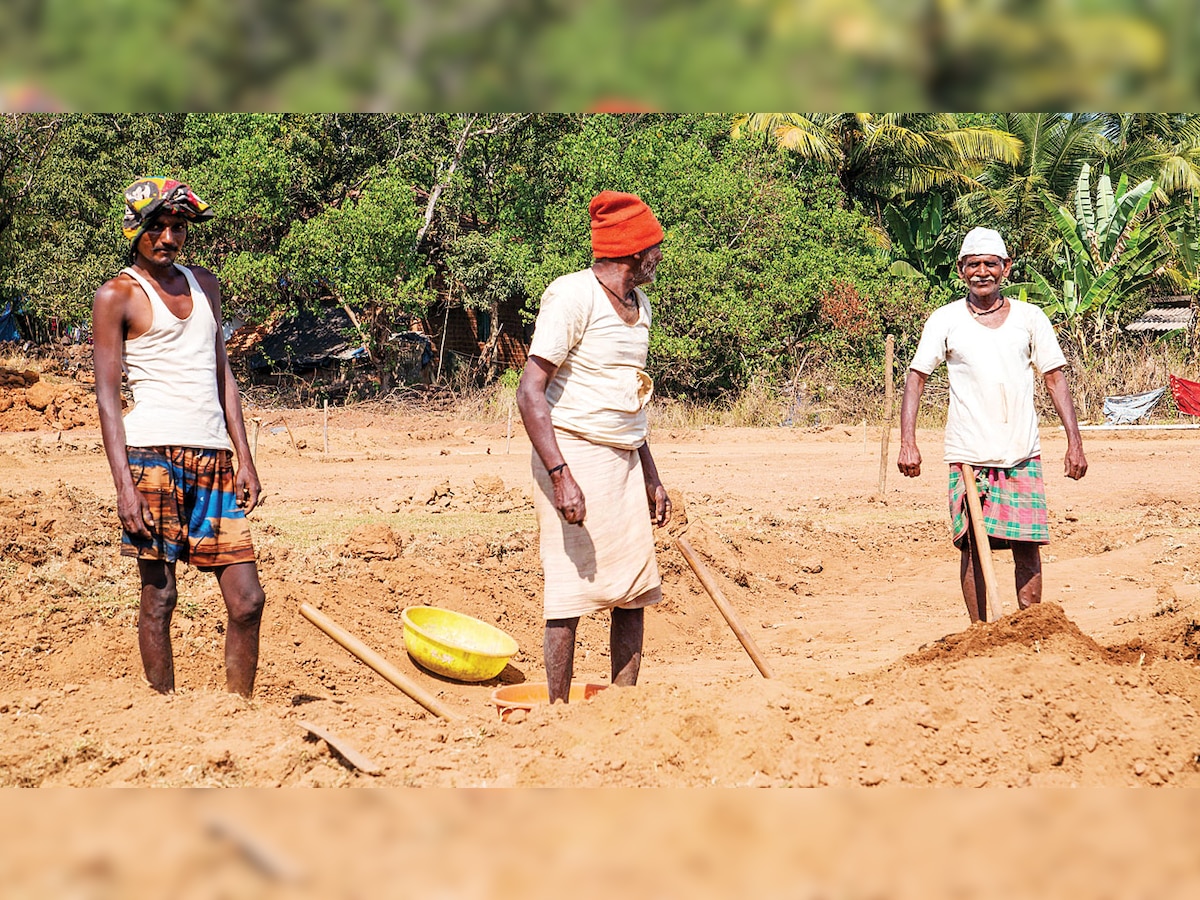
[589,191,664,258]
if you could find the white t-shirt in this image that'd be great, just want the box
[527,268,654,450]
[909,297,1066,467]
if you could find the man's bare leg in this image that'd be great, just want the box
[215,561,266,697]
[610,606,644,686]
[1012,543,1043,609]
[137,559,178,692]
[958,532,988,623]
[544,617,579,703]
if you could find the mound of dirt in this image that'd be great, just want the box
[903,603,1114,665]
[0,373,97,431]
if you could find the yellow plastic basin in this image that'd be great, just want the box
[401,606,518,682]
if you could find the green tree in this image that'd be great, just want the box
[6,114,180,328]
[278,173,431,389]
[1010,163,1167,359]
[883,192,959,287]
[956,113,1104,266]
[731,113,1021,222]
[533,114,892,397]
[1092,113,1200,201]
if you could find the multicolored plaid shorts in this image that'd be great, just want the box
[121,446,256,569]
[948,456,1049,549]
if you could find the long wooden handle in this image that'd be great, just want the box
[960,464,1004,620]
[675,536,774,678]
[300,603,460,720]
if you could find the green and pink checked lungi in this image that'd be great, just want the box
[948,456,1049,549]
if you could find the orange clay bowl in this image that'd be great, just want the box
[490,682,607,718]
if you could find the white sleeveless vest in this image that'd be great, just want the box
[120,264,233,451]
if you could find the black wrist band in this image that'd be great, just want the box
[548,462,567,476]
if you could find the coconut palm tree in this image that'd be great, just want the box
[1091,113,1200,201]
[956,113,1104,265]
[731,113,1021,223]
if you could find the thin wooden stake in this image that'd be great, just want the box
[505,398,513,454]
[280,417,298,452]
[878,334,895,498]
[323,399,329,456]
[436,301,451,383]
[251,417,260,463]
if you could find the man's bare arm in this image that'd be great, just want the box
[896,369,929,478]
[92,279,153,537]
[516,356,586,525]
[1044,367,1087,480]
[637,441,670,527]
[195,267,261,512]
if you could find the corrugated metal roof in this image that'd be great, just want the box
[1126,301,1195,333]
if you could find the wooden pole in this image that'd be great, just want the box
[877,334,895,498]
[675,536,774,678]
[251,418,260,463]
[280,417,298,452]
[960,464,1005,620]
[299,603,460,721]
[323,399,329,457]
[436,302,451,383]
[505,399,513,455]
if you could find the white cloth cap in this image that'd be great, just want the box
[958,227,1008,260]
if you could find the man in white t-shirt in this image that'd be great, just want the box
[516,191,672,703]
[897,227,1087,622]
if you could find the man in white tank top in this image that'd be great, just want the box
[93,178,266,697]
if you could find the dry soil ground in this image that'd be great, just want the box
[3,379,1200,792]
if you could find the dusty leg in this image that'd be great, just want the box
[610,606,644,686]
[215,562,266,697]
[138,560,178,693]
[544,617,579,703]
[958,533,987,623]
[1012,543,1043,609]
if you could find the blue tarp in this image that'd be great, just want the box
[1103,387,1166,424]
[0,302,20,342]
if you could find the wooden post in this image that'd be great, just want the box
[877,334,895,498]
[505,399,513,455]
[251,418,260,463]
[323,399,329,457]
[436,302,451,383]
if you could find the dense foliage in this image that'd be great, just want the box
[1,113,1198,405]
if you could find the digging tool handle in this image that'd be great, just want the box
[299,603,460,721]
[960,464,1005,620]
[675,536,774,678]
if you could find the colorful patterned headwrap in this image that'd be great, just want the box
[121,177,213,242]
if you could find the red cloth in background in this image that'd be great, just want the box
[1170,374,1200,416]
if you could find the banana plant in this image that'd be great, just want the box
[1007,162,1166,357]
[1163,193,1200,282]
[883,193,958,286]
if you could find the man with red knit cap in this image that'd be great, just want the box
[517,191,671,703]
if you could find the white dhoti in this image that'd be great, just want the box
[532,430,662,620]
